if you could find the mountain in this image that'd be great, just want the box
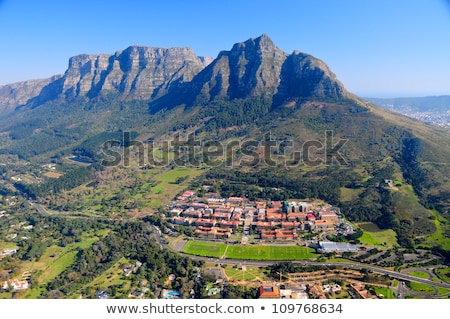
[150,34,351,110]
[0,34,449,248]
[0,46,212,114]
[0,75,62,114]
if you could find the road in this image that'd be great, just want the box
[26,200,450,291]
[182,255,450,290]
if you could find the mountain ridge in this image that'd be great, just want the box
[0,34,449,248]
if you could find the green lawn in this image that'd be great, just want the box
[182,241,227,258]
[224,266,267,281]
[340,187,363,202]
[357,222,398,247]
[182,241,317,260]
[372,286,396,299]
[226,245,316,260]
[407,281,435,294]
[434,267,450,284]
[426,210,450,250]
[408,271,429,279]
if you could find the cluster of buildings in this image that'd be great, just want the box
[167,192,341,241]
[257,283,341,299]
[1,279,29,292]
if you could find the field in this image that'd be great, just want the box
[425,210,450,250]
[225,245,316,260]
[182,241,227,258]
[340,187,363,202]
[408,271,429,279]
[18,230,107,298]
[434,267,450,284]
[43,171,63,178]
[357,222,398,247]
[372,286,396,299]
[224,266,267,282]
[182,241,317,260]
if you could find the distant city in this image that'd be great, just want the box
[366,96,450,128]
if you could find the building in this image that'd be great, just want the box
[317,241,359,253]
[258,285,280,299]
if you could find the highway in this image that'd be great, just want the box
[183,255,450,290]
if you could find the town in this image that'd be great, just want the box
[166,190,349,243]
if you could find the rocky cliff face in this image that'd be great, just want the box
[150,34,350,110]
[0,34,350,115]
[61,46,211,100]
[0,46,211,114]
[0,76,62,114]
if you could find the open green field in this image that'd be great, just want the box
[372,286,396,299]
[78,257,131,294]
[148,167,204,208]
[425,210,450,250]
[406,281,435,294]
[340,187,363,202]
[182,241,317,260]
[182,241,227,258]
[408,271,430,279]
[226,245,316,260]
[20,230,106,298]
[357,222,398,247]
[224,266,267,281]
[434,267,450,284]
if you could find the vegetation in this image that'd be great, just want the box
[182,241,317,260]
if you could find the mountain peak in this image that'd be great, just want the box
[231,33,278,54]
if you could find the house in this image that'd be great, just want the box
[318,211,339,222]
[227,197,244,205]
[275,229,298,240]
[194,218,215,227]
[287,213,307,222]
[312,219,335,231]
[255,201,266,209]
[169,217,188,225]
[260,229,276,240]
[255,221,275,229]
[2,279,30,291]
[167,209,182,217]
[281,221,300,229]
[212,212,231,221]
[269,201,283,209]
[182,209,203,218]
[258,285,280,299]
[219,220,240,228]
[267,212,286,222]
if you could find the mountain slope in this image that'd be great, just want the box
[0,34,449,248]
[0,46,212,114]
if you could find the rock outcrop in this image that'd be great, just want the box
[0,34,350,115]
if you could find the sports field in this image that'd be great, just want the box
[182,241,317,260]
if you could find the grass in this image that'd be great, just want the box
[426,209,450,250]
[224,266,267,281]
[372,286,396,299]
[182,241,317,260]
[226,245,316,260]
[434,267,450,284]
[406,281,435,294]
[182,241,227,258]
[357,222,398,247]
[340,187,363,202]
[408,271,429,279]
[392,185,436,235]
[20,230,105,298]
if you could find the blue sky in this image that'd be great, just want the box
[0,0,449,97]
